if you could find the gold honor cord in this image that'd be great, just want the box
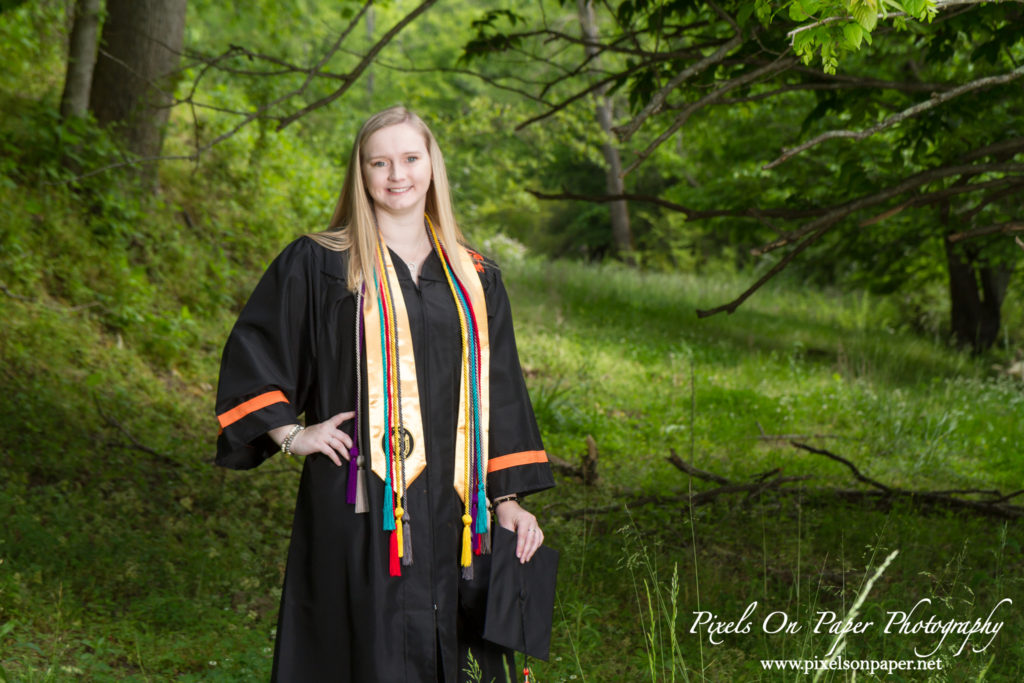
[363,244,427,504]
[425,217,491,570]
[377,237,408,560]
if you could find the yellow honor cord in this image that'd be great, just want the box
[395,506,404,558]
[460,514,473,568]
[374,238,405,503]
[426,216,476,568]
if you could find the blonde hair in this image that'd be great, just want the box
[309,106,474,294]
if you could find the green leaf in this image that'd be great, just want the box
[793,29,817,60]
[736,3,754,26]
[843,22,864,49]
[903,0,927,18]
[852,4,878,31]
[0,620,14,639]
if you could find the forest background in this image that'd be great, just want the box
[1,0,1023,680]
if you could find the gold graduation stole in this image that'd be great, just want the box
[362,216,490,576]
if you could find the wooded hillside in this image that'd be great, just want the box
[1,1,1022,680]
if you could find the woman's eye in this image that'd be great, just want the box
[372,161,387,168]
[406,156,419,163]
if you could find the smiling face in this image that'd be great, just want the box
[361,122,432,220]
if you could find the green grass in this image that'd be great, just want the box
[492,257,1024,682]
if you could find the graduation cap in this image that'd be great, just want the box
[483,526,559,661]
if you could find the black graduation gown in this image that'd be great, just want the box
[215,237,554,683]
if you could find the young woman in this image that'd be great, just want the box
[215,106,553,682]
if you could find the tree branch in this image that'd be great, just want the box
[275,0,437,129]
[696,222,832,318]
[961,136,1024,162]
[959,182,1024,222]
[752,162,1024,256]
[622,55,797,176]
[695,161,1023,318]
[97,404,186,471]
[666,449,731,485]
[791,441,1024,518]
[563,443,1024,519]
[525,187,829,221]
[858,176,1023,226]
[367,61,551,104]
[947,221,1024,243]
[784,64,952,92]
[511,46,700,131]
[718,80,908,105]
[790,442,891,493]
[785,0,1019,43]
[558,474,813,519]
[611,34,744,142]
[764,64,1024,169]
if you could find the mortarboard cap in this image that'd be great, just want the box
[483,526,559,661]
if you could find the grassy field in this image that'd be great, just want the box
[497,254,1024,682]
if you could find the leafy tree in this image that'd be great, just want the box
[460,0,1023,352]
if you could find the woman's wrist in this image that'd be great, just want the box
[491,493,519,508]
[280,424,305,455]
[269,423,302,448]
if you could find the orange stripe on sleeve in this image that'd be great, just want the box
[487,450,548,473]
[217,390,289,429]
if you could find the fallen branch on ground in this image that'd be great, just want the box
[791,441,1024,518]
[97,401,187,471]
[548,434,600,485]
[556,440,1024,520]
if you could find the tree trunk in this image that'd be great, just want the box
[576,0,634,258]
[366,7,375,98]
[943,203,1013,353]
[60,0,101,120]
[89,0,187,172]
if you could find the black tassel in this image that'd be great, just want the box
[479,526,492,555]
[354,456,368,514]
[402,516,413,566]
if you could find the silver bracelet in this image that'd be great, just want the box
[280,424,304,456]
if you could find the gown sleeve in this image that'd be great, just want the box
[482,261,555,500]
[214,237,318,470]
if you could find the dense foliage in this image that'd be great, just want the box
[462,0,1023,349]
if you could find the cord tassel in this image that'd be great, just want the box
[383,484,396,530]
[402,515,413,566]
[460,514,473,570]
[346,447,359,504]
[389,529,401,577]
[478,526,491,555]
[395,507,404,558]
[354,455,368,514]
[475,488,488,534]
